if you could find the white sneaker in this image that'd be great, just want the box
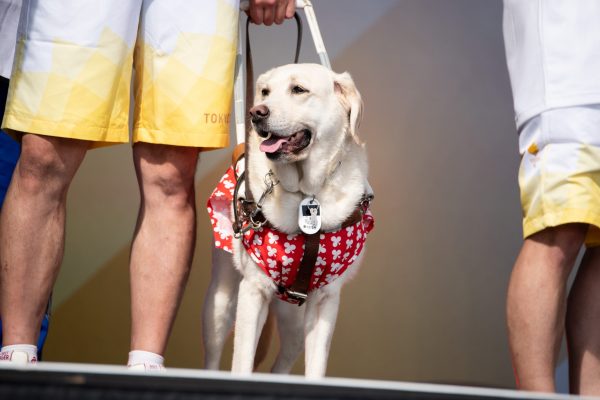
[0,350,37,365]
[127,362,165,372]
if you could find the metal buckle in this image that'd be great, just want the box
[284,289,307,306]
[361,193,374,213]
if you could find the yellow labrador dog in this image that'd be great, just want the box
[203,63,373,378]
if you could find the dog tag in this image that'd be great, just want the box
[298,197,321,234]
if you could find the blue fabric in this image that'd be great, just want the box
[0,130,19,206]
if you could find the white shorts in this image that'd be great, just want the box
[2,0,239,148]
[519,105,600,245]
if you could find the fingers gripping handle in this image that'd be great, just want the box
[239,0,307,12]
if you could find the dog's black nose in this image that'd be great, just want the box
[249,104,270,123]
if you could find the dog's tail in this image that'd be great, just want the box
[253,310,275,371]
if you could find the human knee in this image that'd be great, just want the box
[142,165,196,209]
[533,224,586,263]
[16,145,73,195]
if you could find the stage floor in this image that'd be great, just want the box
[0,362,588,400]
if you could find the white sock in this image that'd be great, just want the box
[127,350,164,367]
[1,344,38,360]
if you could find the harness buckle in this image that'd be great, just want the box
[280,287,308,306]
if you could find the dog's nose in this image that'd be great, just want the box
[249,104,270,123]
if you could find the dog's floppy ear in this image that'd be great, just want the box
[334,71,363,144]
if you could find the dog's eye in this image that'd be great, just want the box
[261,88,270,97]
[291,85,308,95]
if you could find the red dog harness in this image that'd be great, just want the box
[207,166,374,302]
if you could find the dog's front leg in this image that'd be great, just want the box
[232,278,271,374]
[271,299,305,373]
[304,289,341,378]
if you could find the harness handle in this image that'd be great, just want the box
[234,0,330,145]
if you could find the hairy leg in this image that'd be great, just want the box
[129,142,199,355]
[566,246,600,396]
[507,223,586,392]
[0,134,88,345]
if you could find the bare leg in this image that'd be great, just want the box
[507,224,586,392]
[202,246,241,370]
[129,143,199,355]
[0,134,88,345]
[566,247,600,396]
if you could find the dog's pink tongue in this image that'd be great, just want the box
[260,137,287,153]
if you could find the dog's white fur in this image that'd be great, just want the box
[202,63,369,378]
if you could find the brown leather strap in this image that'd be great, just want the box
[232,143,246,168]
[244,18,255,201]
[284,232,320,305]
[242,15,320,305]
[243,15,303,202]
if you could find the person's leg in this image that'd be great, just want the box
[507,223,587,392]
[0,134,88,346]
[129,142,199,357]
[566,246,600,396]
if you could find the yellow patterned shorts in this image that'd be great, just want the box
[2,0,239,149]
[519,105,600,246]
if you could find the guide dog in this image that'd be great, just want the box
[203,63,373,378]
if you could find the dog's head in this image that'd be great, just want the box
[250,63,363,162]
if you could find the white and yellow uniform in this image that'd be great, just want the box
[2,0,239,148]
[503,0,600,244]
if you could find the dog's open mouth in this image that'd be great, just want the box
[259,129,312,155]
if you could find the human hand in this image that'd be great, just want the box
[247,0,296,26]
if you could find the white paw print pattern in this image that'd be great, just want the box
[331,263,343,273]
[207,167,239,253]
[223,179,234,189]
[268,232,279,244]
[267,246,277,257]
[332,250,341,260]
[282,255,293,266]
[331,236,341,247]
[284,242,296,254]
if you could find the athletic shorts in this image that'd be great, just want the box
[519,105,600,246]
[2,0,239,148]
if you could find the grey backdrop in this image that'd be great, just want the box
[43,0,555,390]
